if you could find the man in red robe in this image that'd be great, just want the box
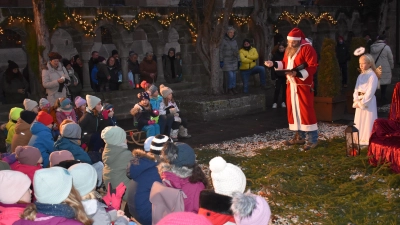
[265,28,319,150]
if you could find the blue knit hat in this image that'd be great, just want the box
[60,98,72,110]
[167,142,195,167]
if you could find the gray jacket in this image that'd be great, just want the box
[370,41,394,85]
[82,199,128,225]
[219,34,239,72]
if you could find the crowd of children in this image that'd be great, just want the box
[0,82,272,225]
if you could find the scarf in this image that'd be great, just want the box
[35,202,76,219]
[58,108,73,120]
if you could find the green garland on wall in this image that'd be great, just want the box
[44,0,66,30]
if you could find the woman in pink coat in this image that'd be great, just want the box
[158,142,207,213]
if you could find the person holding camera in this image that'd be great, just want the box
[42,52,70,106]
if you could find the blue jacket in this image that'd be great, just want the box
[127,153,161,225]
[54,137,92,165]
[28,121,54,168]
[149,95,163,111]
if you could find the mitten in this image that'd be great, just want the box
[81,143,88,151]
[148,120,155,125]
[102,110,109,120]
[220,61,224,68]
[112,182,126,210]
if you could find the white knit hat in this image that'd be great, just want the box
[209,156,246,197]
[159,84,173,98]
[68,163,97,197]
[86,94,101,110]
[33,167,73,204]
[144,136,155,152]
[101,126,126,146]
[23,98,38,111]
[0,170,31,204]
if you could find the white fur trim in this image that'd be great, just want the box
[287,36,301,41]
[276,61,283,70]
[299,69,309,81]
[289,123,318,132]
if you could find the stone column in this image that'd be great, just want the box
[120,57,132,90]
[81,59,92,92]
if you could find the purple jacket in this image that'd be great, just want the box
[161,171,205,213]
[13,213,83,225]
[0,203,28,225]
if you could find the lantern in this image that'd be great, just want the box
[345,122,360,157]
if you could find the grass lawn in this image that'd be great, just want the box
[196,138,400,225]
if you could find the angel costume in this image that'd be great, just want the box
[353,68,378,145]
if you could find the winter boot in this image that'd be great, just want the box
[283,132,305,146]
[170,129,179,141]
[178,125,191,138]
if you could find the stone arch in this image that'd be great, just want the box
[276,19,293,38]
[50,28,79,59]
[0,27,28,70]
[336,18,348,40]
[91,21,127,58]
[315,20,332,53]
[297,18,313,38]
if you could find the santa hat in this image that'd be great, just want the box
[287,28,305,41]
[209,156,246,197]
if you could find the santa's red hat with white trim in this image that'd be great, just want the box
[287,28,305,41]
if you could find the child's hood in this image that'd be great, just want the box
[129,156,158,179]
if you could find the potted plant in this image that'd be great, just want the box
[346,37,367,113]
[314,38,346,121]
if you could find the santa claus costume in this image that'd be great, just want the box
[274,28,319,149]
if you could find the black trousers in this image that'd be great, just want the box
[273,77,287,103]
[339,63,348,85]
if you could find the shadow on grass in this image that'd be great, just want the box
[196,138,400,225]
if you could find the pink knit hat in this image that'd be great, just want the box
[49,150,74,167]
[231,191,271,225]
[74,96,87,108]
[0,170,31,204]
[157,212,212,225]
[15,146,42,166]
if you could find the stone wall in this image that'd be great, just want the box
[179,94,266,122]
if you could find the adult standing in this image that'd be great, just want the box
[111,49,121,69]
[72,55,83,87]
[370,34,394,103]
[336,36,350,88]
[107,56,122,91]
[128,51,140,88]
[2,60,29,104]
[95,56,110,92]
[219,26,240,95]
[140,52,157,84]
[88,51,99,91]
[42,52,70,106]
[162,48,182,84]
[264,28,319,150]
[363,32,373,54]
[271,43,287,108]
[239,39,267,94]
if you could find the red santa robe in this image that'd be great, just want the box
[275,39,318,131]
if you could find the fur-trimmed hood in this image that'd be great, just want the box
[199,190,233,215]
[158,162,193,178]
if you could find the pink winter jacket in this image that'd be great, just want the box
[0,203,27,225]
[161,171,205,213]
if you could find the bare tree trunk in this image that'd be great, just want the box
[251,0,274,83]
[194,0,235,95]
[378,0,389,35]
[32,0,50,67]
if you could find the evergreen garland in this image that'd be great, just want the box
[317,38,341,97]
[347,37,366,90]
[44,0,66,30]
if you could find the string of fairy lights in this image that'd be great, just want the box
[0,10,338,37]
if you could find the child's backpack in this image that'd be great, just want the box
[150,181,185,225]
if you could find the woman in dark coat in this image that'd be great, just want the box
[2,60,29,104]
[140,52,157,84]
[107,56,122,91]
[162,48,182,84]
